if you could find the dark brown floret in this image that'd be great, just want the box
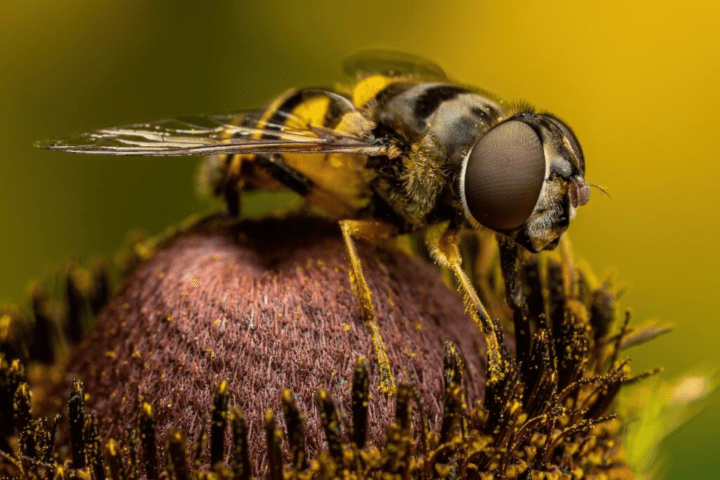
[65,216,484,466]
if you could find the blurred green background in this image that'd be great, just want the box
[2,1,718,477]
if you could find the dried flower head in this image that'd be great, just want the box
[0,214,666,479]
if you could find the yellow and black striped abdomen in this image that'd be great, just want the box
[210,88,377,218]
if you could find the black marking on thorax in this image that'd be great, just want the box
[413,85,468,118]
[370,82,415,110]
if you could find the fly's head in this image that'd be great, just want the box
[459,111,589,253]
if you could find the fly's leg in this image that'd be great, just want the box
[223,155,243,216]
[226,152,358,218]
[425,223,507,387]
[497,234,533,368]
[339,219,398,396]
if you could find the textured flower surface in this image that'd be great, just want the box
[0,214,665,479]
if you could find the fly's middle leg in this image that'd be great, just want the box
[339,219,398,396]
[223,155,243,217]
[425,222,507,387]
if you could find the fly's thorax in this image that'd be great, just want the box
[458,111,589,253]
[364,81,509,232]
[376,83,503,167]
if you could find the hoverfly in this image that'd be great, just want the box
[36,51,590,394]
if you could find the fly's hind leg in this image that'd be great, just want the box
[340,219,398,395]
[425,222,507,387]
[222,154,243,217]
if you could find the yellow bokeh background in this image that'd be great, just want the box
[1,1,718,477]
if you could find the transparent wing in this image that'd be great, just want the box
[35,110,388,157]
[343,49,448,81]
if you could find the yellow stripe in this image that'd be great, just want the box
[279,92,370,212]
[289,95,331,127]
[352,74,399,108]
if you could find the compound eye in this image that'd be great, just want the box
[462,120,546,231]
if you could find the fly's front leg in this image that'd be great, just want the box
[339,219,398,396]
[425,223,507,386]
[497,234,532,368]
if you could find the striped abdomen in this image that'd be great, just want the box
[207,88,377,217]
